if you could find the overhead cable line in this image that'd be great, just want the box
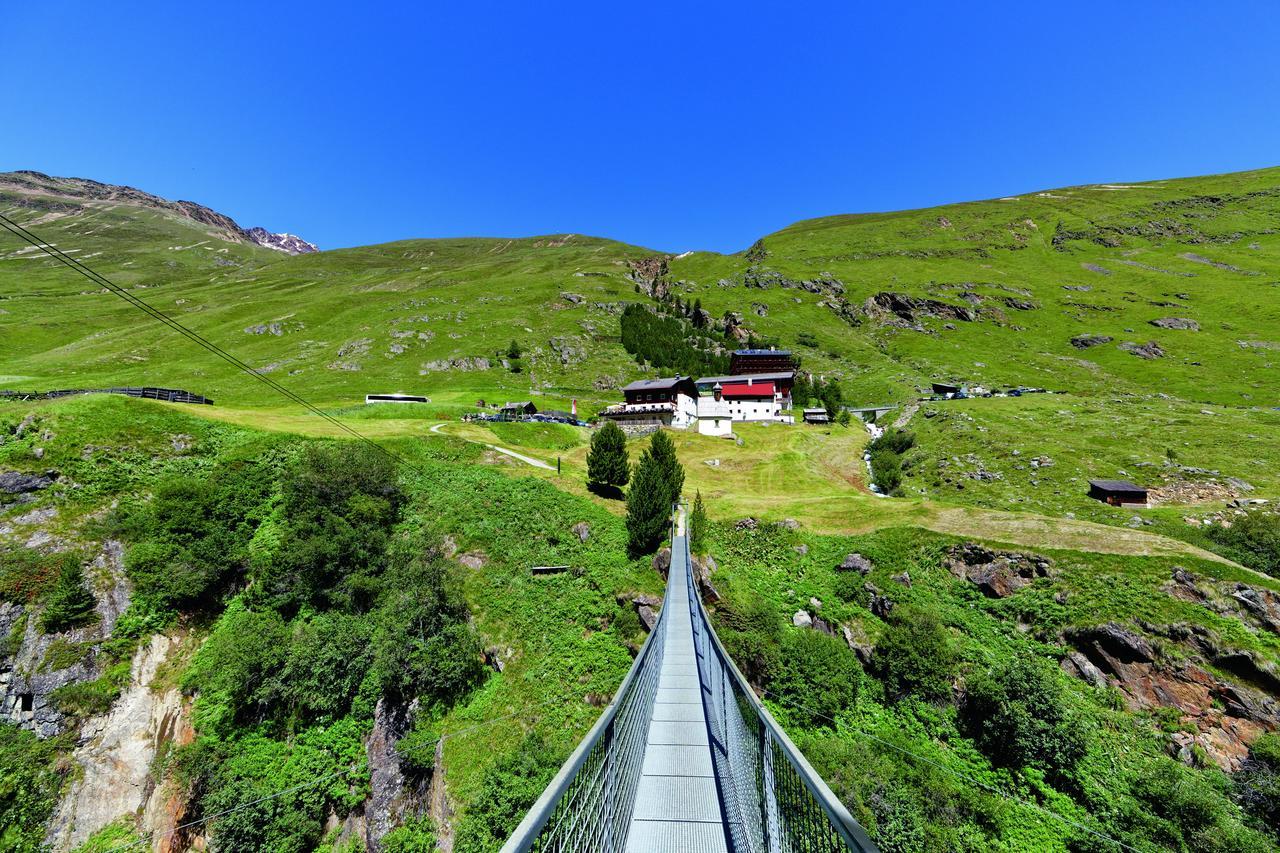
[0,211,424,473]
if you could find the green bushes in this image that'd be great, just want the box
[122,459,273,613]
[454,733,559,853]
[0,723,64,853]
[870,606,955,700]
[964,657,1086,783]
[1131,759,1270,852]
[1208,511,1280,577]
[585,420,629,498]
[1236,732,1280,839]
[0,547,65,604]
[868,428,916,496]
[771,630,861,728]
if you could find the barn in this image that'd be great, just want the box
[1088,479,1149,507]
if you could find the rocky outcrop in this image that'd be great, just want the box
[838,553,874,574]
[944,543,1053,598]
[1150,317,1200,331]
[0,469,58,495]
[863,292,977,331]
[419,357,492,373]
[1070,334,1112,349]
[652,548,672,579]
[242,227,318,255]
[365,698,427,852]
[45,634,191,851]
[626,257,670,297]
[1120,340,1166,359]
[1063,622,1280,771]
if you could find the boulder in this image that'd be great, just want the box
[0,470,58,494]
[457,551,487,570]
[1120,340,1166,359]
[636,605,658,632]
[792,610,813,629]
[571,521,590,543]
[842,624,874,665]
[1061,651,1108,688]
[1070,330,1111,348]
[1150,317,1200,331]
[838,553,874,574]
[944,543,1053,598]
[891,572,912,588]
[734,517,759,531]
[652,548,672,578]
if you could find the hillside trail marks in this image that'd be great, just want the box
[430,421,555,470]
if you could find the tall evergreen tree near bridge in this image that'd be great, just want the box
[586,420,629,498]
[626,430,686,557]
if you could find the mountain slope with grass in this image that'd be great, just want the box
[2,166,1280,851]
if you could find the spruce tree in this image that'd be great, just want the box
[586,421,629,498]
[646,430,684,509]
[40,557,97,633]
[689,490,708,553]
[626,452,669,557]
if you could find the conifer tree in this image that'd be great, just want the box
[40,557,96,633]
[689,490,709,553]
[646,430,684,509]
[626,451,669,557]
[586,421,629,498]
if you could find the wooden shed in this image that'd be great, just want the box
[1088,479,1149,507]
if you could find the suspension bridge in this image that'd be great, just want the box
[502,509,878,852]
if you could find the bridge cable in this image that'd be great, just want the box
[758,689,1143,853]
[0,211,430,475]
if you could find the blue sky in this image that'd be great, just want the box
[3,1,1278,253]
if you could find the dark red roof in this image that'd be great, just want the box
[720,381,775,398]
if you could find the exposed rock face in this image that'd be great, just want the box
[626,257,670,297]
[1120,340,1166,359]
[944,543,1053,598]
[419,356,492,373]
[1070,334,1113,349]
[1150,317,1200,331]
[0,469,58,494]
[365,698,426,852]
[1,541,129,737]
[690,555,720,603]
[652,548,672,578]
[863,292,977,330]
[45,634,191,851]
[1064,623,1280,770]
[838,553,874,574]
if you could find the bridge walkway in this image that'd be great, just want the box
[625,529,729,851]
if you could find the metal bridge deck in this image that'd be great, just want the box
[625,532,729,852]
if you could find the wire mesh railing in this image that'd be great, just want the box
[682,532,878,853]
[500,560,668,852]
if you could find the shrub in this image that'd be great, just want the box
[270,613,375,722]
[1236,732,1280,838]
[0,723,63,853]
[454,733,558,853]
[1133,759,1267,852]
[871,606,955,701]
[869,427,917,456]
[182,601,290,734]
[0,547,62,604]
[964,657,1086,782]
[771,629,861,728]
[585,421,629,497]
[869,448,903,493]
[381,815,438,852]
[39,557,96,633]
[1208,511,1280,577]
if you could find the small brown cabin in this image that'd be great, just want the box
[1088,479,1148,507]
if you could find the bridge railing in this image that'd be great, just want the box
[500,534,670,853]
[681,532,878,853]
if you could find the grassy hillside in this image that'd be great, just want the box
[3,166,1280,851]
